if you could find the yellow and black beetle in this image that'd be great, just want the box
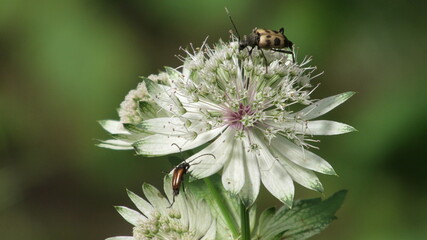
[226,8,295,64]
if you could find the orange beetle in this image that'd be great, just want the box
[168,144,215,207]
[170,161,190,207]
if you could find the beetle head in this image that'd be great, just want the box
[239,35,248,50]
[285,38,293,50]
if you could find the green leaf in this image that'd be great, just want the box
[255,190,347,240]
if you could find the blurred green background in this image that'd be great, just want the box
[1,0,426,239]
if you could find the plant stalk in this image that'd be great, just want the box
[240,200,250,240]
[204,178,239,238]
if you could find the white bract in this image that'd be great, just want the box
[98,40,355,207]
[107,180,216,240]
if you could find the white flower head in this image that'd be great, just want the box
[107,178,216,240]
[118,72,170,124]
[99,40,355,207]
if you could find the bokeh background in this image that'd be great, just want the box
[1,0,426,239]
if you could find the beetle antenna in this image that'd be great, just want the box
[225,7,241,40]
[171,143,184,162]
[171,143,182,152]
[188,153,216,165]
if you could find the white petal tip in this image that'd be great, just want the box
[280,195,294,208]
[96,141,133,150]
[126,188,136,198]
[240,196,256,208]
[142,183,154,195]
[142,183,150,190]
[345,125,358,133]
[344,91,356,98]
[321,168,337,176]
[311,181,324,193]
[338,91,356,102]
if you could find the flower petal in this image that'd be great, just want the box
[96,139,133,150]
[143,78,186,115]
[200,219,217,240]
[185,196,198,233]
[283,120,356,136]
[222,139,245,194]
[133,134,188,156]
[252,131,294,207]
[189,128,235,179]
[114,206,146,226]
[138,100,166,119]
[272,149,324,192]
[260,159,294,208]
[162,176,189,230]
[126,189,154,216]
[105,237,134,240]
[136,117,188,135]
[99,120,129,134]
[190,199,214,238]
[271,136,336,175]
[238,138,260,207]
[175,192,190,230]
[133,126,226,156]
[163,175,174,202]
[294,92,355,120]
[142,183,170,213]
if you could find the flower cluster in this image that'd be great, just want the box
[99,40,354,208]
[108,179,216,240]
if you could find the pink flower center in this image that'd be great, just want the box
[224,103,255,129]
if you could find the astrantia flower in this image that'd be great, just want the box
[98,40,355,207]
[107,180,216,240]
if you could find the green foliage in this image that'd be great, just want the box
[191,175,242,239]
[190,176,346,240]
[254,190,347,240]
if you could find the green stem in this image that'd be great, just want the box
[240,201,250,240]
[204,178,239,238]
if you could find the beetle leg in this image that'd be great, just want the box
[248,46,254,56]
[247,47,255,64]
[272,49,295,63]
[168,194,176,208]
[258,48,269,73]
[181,179,186,194]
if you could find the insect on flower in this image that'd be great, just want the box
[98,31,356,208]
[225,8,295,64]
[169,143,215,207]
